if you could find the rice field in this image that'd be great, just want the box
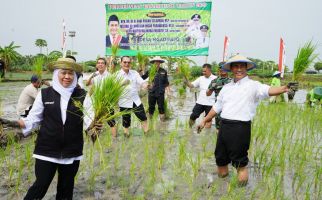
[0,82,321,199]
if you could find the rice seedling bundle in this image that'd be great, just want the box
[177,59,191,80]
[109,45,120,73]
[293,40,318,81]
[148,63,158,85]
[137,52,149,73]
[32,57,44,80]
[89,74,127,142]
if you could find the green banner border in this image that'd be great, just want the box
[106,2,212,12]
[105,47,209,57]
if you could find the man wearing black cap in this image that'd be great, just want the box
[106,14,130,49]
[16,75,42,117]
[185,14,202,43]
[195,25,209,48]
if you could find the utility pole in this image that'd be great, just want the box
[68,31,76,56]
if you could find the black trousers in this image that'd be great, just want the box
[148,93,165,115]
[190,103,212,121]
[24,159,80,200]
[215,119,251,168]
[119,103,147,128]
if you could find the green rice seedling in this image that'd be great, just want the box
[178,139,187,168]
[293,40,318,81]
[156,139,165,170]
[177,58,191,80]
[113,146,120,171]
[163,98,172,119]
[32,57,44,80]
[227,171,239,193]
[148,63,158,85]
[15,158,24,193]
[168,130,178,145]
[178,85,186,97]
[109,44,120,73]
[137,52,149,73]
[187,153,201,178]
[84,74,128,143]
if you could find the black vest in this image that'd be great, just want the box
[34,87,86,158]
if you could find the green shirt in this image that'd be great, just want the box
[270,77,281,87]
[208,77,231,97]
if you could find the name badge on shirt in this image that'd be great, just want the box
[44,101,54,105]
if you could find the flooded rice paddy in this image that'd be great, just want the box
[0,80,320,199]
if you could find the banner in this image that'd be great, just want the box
[105,2,212,56]
[278,38,285,78]
[222,35,229,62]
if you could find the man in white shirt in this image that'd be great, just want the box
[86,58,110,87]
[16,75,42,117]
[117,56,148,136]
[185,63,217,128]
[85,58,118,137]
[195,25,210,48]
[185,14,202,43]
[197,55,290,185]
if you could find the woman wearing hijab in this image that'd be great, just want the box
[0,57,97,199]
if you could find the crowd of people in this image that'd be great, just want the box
[0,53,302,199]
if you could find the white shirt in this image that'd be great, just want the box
[117,69,146,108]
[91,70,110,85]
[214,76,270,121]
[186,22,201,39]
[77,75,84,89]
[192,74,217,106]
[21,91,93,164]
[195,37,209,48]
[16,84,39,115]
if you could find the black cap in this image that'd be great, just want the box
[200,25,209,31]
[108,15,119,24]
[31,75,39,83]
[191,14,201,20]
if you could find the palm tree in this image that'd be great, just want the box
[0,41,21,78]
[293,40,318,81]
[35,39,47,54]
[47,50,63,63]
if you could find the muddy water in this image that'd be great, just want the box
[0,81,313,199]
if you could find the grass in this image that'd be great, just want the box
[0,88,321,199]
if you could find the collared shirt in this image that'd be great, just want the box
[195,36,209,48]
[186,23,201,39]
[16,84,39,116]
[192,74,217,106]
[21,91,93,164]
[91,70,110,85]
[117,69,146,108]
[214,76,270,121]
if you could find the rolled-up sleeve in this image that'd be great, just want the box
[136,72,146,86]
[256,82,270,100]
[21,92,44,136]
[191,77,200,88]
[213,90,223,114]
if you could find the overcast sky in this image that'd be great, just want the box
[1,0,321,69]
